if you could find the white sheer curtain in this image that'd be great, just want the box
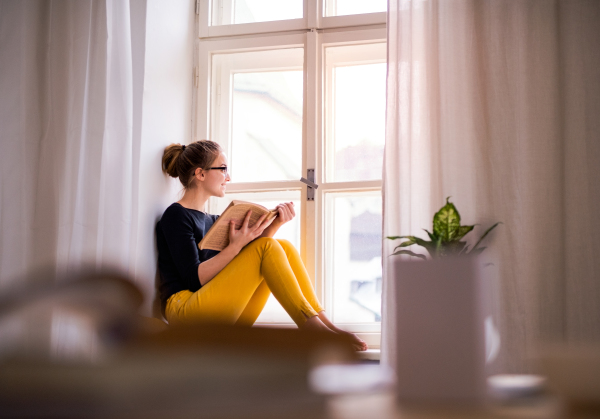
[383,0,600,372]
[0,1,140,284]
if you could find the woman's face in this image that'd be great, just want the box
[199,151,230,197]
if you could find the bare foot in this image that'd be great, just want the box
[334,329,368,351]
[300,315,338,334]
[317,311,368,351]
[301,315,367,351]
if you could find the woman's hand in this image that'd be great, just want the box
[275,202,295,224]
[227,210,272,253]
[261,202,295,238]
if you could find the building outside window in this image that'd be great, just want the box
[194,0,387,347]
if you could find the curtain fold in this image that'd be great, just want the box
[0,0,139,282]
[383,0,600,372]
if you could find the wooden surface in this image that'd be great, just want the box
[328,392,564,419]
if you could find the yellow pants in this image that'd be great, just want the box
[165,238,324,327]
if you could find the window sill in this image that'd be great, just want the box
[357,348,380,362]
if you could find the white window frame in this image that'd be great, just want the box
[193,0,386,348]
[196,0,386,37]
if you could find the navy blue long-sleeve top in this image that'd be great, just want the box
[156,203,220,314]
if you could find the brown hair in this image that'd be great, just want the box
[161,140,222,189]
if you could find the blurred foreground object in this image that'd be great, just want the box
[310,363,395,395]
[0,267,357,419]
[0,267,143,362]
[392,256,490,405]
[540,344,600,415]
[0,325,356,419]
[487,374,547,400]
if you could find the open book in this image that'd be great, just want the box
[198,200,278,251]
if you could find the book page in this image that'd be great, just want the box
[199,202,277,251]
[222,204,270,229]
[198,225,228,251]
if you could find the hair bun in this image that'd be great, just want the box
[161,143,184,178]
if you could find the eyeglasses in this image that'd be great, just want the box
[206,166,228,175]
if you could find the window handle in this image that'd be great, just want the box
[300,169,318,201]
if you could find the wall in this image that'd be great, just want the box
[132,0,197,316]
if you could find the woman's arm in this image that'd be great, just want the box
[197,210,270,286]
[261,202,295,238]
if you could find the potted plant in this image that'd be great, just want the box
[387,198,501,405]
[387,197,501,260]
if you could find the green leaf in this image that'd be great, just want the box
[412,237,433,258]
[387,235,420,241]
[394,236,416,243]
[433,197,461,242]
[391,250,427,260]
[470,222,502,252]
[455,225,475,241]
[391,236,418,252]
[393,241,417,252]
[396,241,417,248]
[393,236,437,257]
[426,234,443,258]
[409,236,432,248]
[423,229,438,241]
[392,234,435,256]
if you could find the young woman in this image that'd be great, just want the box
[157,140,367,351]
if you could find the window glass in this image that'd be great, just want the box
[231,72,303,182]
[211,190,301,323]
[325,43,386,182]
[211,49,304,183]
[325,191,382,323]
[324,0,387,17]
[212,0,303,26]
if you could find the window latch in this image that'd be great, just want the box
[300,169,318,201]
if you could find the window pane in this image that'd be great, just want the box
[211,190,301,324]
[325,43,386,182]
[324,0,386,17]
[325,191,382,323]
[212,0,303,26]
[231,72,303,182]
[212,49,304,183]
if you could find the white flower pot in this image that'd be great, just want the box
[392,256,494,405]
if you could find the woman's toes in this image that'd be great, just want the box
[353,342,368,351]
[349,335,368,351]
